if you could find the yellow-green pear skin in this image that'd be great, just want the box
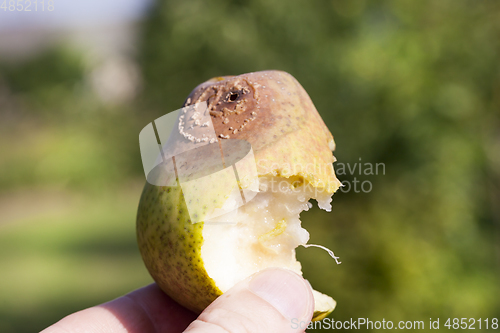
[137,70,340,318]
[138,183,221,313]
[313,312,330,322]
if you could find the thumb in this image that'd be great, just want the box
[184,268,314,333]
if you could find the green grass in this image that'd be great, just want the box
[0,182,153,333]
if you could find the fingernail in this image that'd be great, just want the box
[249,268,312,320]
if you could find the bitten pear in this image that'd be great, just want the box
[137,70,341,321]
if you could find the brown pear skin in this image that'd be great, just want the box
[137,70,341,320]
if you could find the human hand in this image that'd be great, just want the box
[41,268,314,333]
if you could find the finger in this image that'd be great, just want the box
[184,268,314,333]
[41,284,197,333]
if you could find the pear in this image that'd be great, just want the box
[137,70,341,321]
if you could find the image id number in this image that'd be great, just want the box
[1,0,54,11]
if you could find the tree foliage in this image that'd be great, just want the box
[139,0,500,327]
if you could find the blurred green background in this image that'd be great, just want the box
[1,0,499,332]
